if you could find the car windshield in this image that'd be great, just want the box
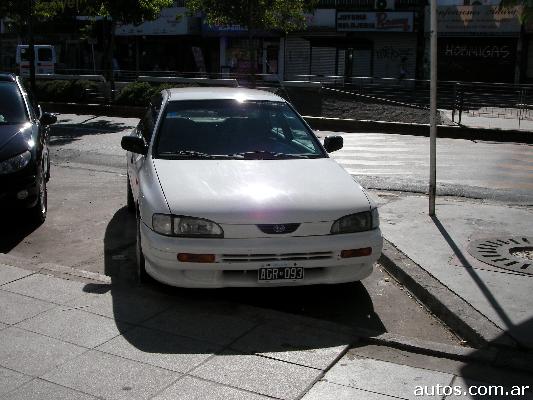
[0,82,28,125]
[154,99,325,159]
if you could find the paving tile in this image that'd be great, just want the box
[16,307,131,348]
[42,350,180,400]
[322,355,454,400]
[191,352,321,400]
[0,366,32,396]
[153,376,271,400]
[0,290,54,325]
[97,326,220,373]
[444,376,533,400]
[142,307,257,346]
[230,320,350,370]
[302,381,401,400]
[66,287,173,324]
[2,274,85,304]
[3,378,98,400]
[0,327,86,376]
[0,264,33,286]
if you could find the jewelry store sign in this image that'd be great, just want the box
[431,6,522,34]
[337,12,414,32]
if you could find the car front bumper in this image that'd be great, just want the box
[140,222,383,288]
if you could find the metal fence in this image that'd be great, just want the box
[29,69,533,124]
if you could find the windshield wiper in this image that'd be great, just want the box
[159,150,230,159]
[230,151,316,159]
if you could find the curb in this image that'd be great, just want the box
[304,116,533,144]
[379,239,517,350]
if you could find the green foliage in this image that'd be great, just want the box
[499,0,530,24]
[115,82,198,107]
[185,0,316,33]
[31,80,100,103]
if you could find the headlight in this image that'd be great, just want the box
[331,209,379,234]
[0,151,31,175]
[152,214,224,238]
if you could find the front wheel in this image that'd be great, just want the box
[136,210,149,284]
[29,164,47,224]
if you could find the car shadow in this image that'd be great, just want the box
[49,119,136,147]
[82,206,386,357]
[0,212,42,253]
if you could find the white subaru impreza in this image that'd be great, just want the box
[121,87,382,288]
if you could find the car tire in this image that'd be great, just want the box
[29,166,47,225]
[127,175,135,214]
[136,209,149,284]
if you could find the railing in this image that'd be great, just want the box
[30,69,533,124]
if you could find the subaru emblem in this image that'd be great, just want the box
[273,225,286,233]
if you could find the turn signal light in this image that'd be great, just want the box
[177,253,216,263]
[341,248,372,258]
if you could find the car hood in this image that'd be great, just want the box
[0,123,33,161]
[152,158,371,224]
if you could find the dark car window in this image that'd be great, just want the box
[154,100,324,158]
[0,82,28,125]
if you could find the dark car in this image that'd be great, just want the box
[0,73,56,224]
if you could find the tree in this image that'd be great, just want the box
[74,0,173,91]
[1,1,172,95]
[185,0,316,83]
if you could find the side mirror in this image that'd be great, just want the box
[121,136,148,155]
[40,112,57,126]
[324,135,343,153]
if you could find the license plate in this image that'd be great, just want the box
[258,264,304,282]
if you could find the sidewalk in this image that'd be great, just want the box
[441,109,533,131]
[376,192,533,349]
[1,260,532,400]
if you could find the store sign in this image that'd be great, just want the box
[305,9,336,28]
[430,6,522,34]
[337,12,414,32]
[202,24,248,33]
[115,7,190,36]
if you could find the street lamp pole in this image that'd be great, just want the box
[429,0,437,216]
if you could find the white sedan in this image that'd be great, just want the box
[121,87,382,288]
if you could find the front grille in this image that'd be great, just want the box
[257,224,300,234]
[221,251,334,263]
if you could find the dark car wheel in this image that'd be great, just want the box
[30,165,47,224]
[136,209,149,284]
[127,175,135,213]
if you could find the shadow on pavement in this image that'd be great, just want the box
[49,120,134,147]
[82,206,386,356]
[0,212,42,253]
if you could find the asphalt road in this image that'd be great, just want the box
[0,114,459,345]
[316,130,533,204]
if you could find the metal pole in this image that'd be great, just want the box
[429,0,437,216]
[28,0,36,96]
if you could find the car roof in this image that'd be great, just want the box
[166,87,285,102]
[0,73,17,82]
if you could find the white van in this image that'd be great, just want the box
[16,45,56,76]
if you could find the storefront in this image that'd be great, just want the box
[114,7,202,72]
[202,24,284,78]
[284,9,418,80]
[428,5,522,83]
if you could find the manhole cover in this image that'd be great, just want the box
[467,237,533,275]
